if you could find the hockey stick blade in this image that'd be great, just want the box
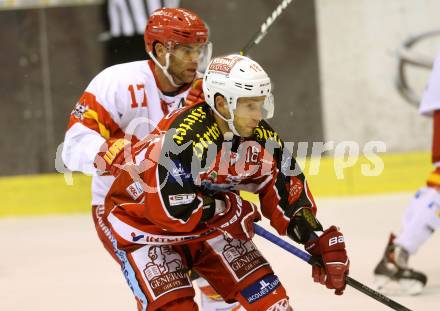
[253,223,413,311]
[240,0,296,56]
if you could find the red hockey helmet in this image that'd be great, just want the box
[144,8,209,54]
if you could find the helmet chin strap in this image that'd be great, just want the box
[211,101,241,136]
[148,51,182,88]
[227,119,240,136]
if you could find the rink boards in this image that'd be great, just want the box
[0,151,431,217]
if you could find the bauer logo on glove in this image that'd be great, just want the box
[305,226,350,295]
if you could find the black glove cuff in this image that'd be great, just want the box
[286,207,323,244]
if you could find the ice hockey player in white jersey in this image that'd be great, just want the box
[373,48,440,295]
[62,7,240,310]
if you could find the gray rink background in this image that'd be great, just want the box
[1,193,439,310]
[1,1,440,310]
[0,0,323,176]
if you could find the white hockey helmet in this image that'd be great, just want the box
[202,54,274,136]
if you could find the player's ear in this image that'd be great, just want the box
[214,94,226,110]
[154,42,167,64]
[215,94,231,119]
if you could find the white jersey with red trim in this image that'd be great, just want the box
[62,60,192,205]
[420,48,440,116]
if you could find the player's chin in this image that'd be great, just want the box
[240,127,256,138]
[181,70,197,83]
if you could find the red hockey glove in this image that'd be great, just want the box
[207,192,261,241]
[305,226,349,295]
[94,138,133,176]
[185,79,204,106]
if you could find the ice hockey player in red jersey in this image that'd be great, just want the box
[62,7,241,310]
[373,48,440,295]
[101,54,350,310]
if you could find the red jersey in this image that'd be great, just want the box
[104,103,317,248]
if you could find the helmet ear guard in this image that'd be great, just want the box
[202,54,274,135]
[263,93,274,119]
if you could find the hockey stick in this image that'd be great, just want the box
[253,223,413,311]
[240,0,296,55]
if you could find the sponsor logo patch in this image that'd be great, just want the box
[220,239,268,280]
[131,232,145,242]
[143,245,191,298]
[168,193,196,206]
[254,126,282,147]
[126,181,143,200]
[267,298,289,310]
[172,106,208,145]
[208,55,242,74]
[241,274,281,304]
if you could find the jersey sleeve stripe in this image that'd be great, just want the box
[83,108,111,139]
[67,91,122,140]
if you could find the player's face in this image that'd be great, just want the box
[168,43,206,84]
[233,96,266,137]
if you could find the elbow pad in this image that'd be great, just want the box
[287,207,323,244]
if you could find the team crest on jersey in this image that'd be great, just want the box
[71,102,88,121]
[287,177,303,205]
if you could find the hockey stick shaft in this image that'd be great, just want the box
[253,223,413,311]
[240,0,296,55]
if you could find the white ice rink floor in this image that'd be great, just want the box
[1,193,439,311]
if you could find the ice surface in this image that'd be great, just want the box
[0,193,438,310]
